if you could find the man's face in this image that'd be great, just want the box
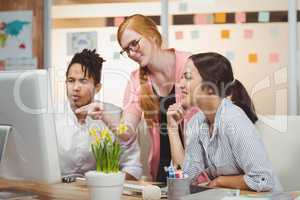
[66,63,101,109]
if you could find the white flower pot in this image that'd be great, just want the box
[85,171,125,200]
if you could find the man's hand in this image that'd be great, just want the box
[76,102,124,137]
[75,102,104,121]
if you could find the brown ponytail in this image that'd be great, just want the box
[230,79,258,123]
[139,67,159,125]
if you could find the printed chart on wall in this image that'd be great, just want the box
[67,31,97,55]
[0,11,32,59]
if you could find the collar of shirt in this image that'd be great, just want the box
[199,98,227,143]
[65,102,88,128]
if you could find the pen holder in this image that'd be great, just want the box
[167,176,190,200]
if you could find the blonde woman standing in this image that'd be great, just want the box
[117,14,198,182]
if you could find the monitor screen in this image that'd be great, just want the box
[0,70,61,183]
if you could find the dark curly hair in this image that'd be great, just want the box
[66,49,105,85]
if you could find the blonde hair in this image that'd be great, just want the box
[117,14,162,125]
[117,14,162,48]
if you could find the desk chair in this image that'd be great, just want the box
[256,115,300,191]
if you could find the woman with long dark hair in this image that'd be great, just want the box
[167,52,281,192]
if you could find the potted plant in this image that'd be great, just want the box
[85,123,128,200]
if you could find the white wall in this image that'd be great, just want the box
[51,27,138,107]
[256,116,300,191]
[169,23,290,115]
[51,0,299,115]
[52,0,291,19]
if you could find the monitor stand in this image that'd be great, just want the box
[0,125,11,165]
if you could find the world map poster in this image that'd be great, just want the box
[0,11,32,59]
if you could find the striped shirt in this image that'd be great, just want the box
[183,98,282,192]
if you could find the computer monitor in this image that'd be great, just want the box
[0,70,61,183]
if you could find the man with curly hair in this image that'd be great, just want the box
[55,49,142,182]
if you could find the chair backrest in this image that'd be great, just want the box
[0,126,10,164]
[256,115,300,191]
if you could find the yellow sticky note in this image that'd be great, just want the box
[221,30,230,39]
[214,13,226,23]
[248,53,258,63]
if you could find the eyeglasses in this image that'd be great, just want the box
[120,38,141,56]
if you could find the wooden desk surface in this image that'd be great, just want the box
[0,178,142,200]
[0,178,299,200]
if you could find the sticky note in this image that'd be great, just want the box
[178,2,188,12]
[194,14,209,24]
[114,17,125,26]
[248,53,258,63]
[244,29,253,39]
[206,14,214,24]
[190,30,200,39]
[113,52,120,60]
[175,31,184,40]
[258,11,270,22]
[221,30,230,39]
[214,13,226,23]
[110,34,117,42]
[269,53,280,63]
[235,12,246,23]
[225,51,235,61]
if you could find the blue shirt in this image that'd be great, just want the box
[183,98,282,192]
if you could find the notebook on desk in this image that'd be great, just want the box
[181,188,292,200]
[180,188,238,200]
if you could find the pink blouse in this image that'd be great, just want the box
[123,50,199,180]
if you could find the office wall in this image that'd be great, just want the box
[52,0,299,115]
[0,0,44,68]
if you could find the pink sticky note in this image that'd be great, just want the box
[175,31,184,40]
[194,14,208,25]
[114,17,125,26]
[235,12,246,23]
[244,29,253,39]
[269,53,280,63]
